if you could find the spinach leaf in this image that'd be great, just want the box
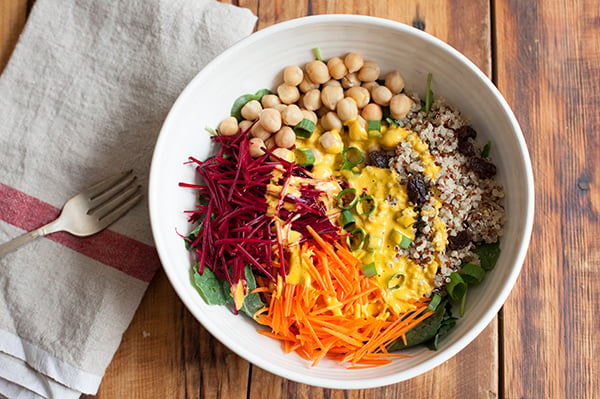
[386,299,448,351]
[229,89,273,121]
[230,93,257,121]
[192,264,228,305]
[473,241,501,271]
[219,265,265,318]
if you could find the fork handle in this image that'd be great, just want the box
[0,220,62,258]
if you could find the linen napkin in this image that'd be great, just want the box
[0,0,257,397]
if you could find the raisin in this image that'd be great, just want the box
[456,125,477,141]
[457,138,476,157]
[368,151,393,168]
[470,157,497,179]
[407,173,429,206]
[447,230,472,251]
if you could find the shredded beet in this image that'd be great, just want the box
[180,132,340,301]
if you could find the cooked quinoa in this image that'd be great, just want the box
[391,95,505,290]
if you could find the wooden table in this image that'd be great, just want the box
[1,0,597,398]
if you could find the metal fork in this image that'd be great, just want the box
[0,170,142,258]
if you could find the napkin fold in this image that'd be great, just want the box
[0,0,256,397]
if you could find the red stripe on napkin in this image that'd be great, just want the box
[0,183,159,283]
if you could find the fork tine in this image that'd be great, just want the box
[82,170,134,200]
[89,173,137,208]
[90,183,142,219]
[96,191,143,228]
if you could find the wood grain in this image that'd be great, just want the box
[495,0,600,398]
[2,0,597,398]
[0,0,27,72]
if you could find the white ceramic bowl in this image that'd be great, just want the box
[149,15,534,389]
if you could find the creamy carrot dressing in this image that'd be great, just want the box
[265,119,447,314]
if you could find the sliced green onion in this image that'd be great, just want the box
[313,47,325,63]
[421,72,433,114]
[387,272,406,290]
[294,118,316,139]
[294,148,316,166]
[365,233,383,250]
[356,195,376,216]
[205,126,218,136]
[385,117,397,127]
[459,263,486,285]
[481,140,492,158]
[340,146,364,170]
[336,188,358,209]
[399,233,412,249]
[367,120,382,137]
[340,209,356,229]
[446,272,467,302]
[346,228,366,251]
[427,294,442,311]
[362,262,377,278]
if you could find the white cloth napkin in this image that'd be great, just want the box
[0,0,256,397]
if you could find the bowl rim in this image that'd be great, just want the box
[149,13,535,388]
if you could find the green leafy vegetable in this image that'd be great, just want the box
[387,299,449,351]
[230,89,273,121]
[427,293,442,312]
[473,241,501,271]
[446,272,467,302]
[459,263,486,285]
[192,265,228,305]
[232,265,265,318]
[481,140,492,158]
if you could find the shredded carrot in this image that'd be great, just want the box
[253,226,434,368]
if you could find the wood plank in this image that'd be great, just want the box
[0,0,28,73]
[246,2,497,397]
[494,0,600,398]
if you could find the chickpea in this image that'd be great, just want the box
[345,86,370,109]
[274,126,296,148]
[259,108,282,133]
[341,72,360,89]
[372,85,393,106]
[238,119,253,133]
[385,70,405,94]
[261,94,281,109]
[322,79,342,87]
[241,100,262,121]
[319,131,343,154]
[305,60,330,84]
[272,103,287,113]
[389,93,413,120]
[320,111,343,131]
[299,74,319,93]
[277,84,300,104]
[358,61,381,82]
[218,116,239,136]
[362,81,380,93]
[302,89,322,111]
[251,123,272,141]
[281,104,303,126]
[264,137,277,150]
[248,137,266,158]
[344,52,364,73]
[321,85,344,110]
[271,147,295,162]
[327,56,348,80]
[336,97,358,122]
[283,65,304,86]
[301,109,318,124]
[361,103,383,121]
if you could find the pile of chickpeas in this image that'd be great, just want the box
[217,52,413,160]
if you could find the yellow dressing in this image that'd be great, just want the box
[272,118,447,313]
